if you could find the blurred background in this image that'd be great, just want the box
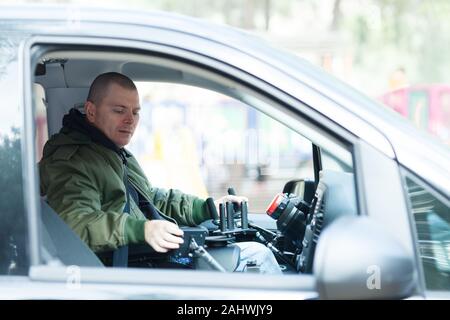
[25,0,449,211]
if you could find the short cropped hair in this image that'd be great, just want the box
[87,72,137,105]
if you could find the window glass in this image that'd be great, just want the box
[128,82,313,212]
[0,37,29,275]
[403,172,450,290]
[321,145,353,172]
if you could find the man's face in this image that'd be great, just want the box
[85,83,140,148]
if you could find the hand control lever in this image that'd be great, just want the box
[189,238,226,272]
[227,187,241,217]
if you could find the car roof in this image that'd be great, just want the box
[1,4,449,195]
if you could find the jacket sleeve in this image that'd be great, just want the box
[149,187,211,226]
[40,157,144,253]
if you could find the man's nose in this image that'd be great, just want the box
[123,111,134,124]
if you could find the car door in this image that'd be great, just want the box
[1,7,425,299]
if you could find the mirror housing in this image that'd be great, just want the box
[282,179,315,203]
[314,216,416,299]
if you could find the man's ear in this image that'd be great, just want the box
[85,101,96,122]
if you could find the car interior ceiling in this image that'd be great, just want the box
[35,55,244,136]
[34,52,358,274]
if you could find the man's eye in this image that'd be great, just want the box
[114,109,124,114]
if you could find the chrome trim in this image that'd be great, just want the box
[18,38,42,266]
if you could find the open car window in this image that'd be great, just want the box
[30,46,357,289]
[128,82,314,213]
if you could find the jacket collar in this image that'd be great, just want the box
[62,108,131,162]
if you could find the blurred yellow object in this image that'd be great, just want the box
[153,130,164,161]
[389,68,408,90]
[136,126,208,198]
[164,126,208,198]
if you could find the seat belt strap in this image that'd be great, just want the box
[112,153,132,267]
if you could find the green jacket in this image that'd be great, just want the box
[39,116,210,253]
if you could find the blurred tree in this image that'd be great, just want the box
[263,0,271,31]
[330,0,342,31]
[0,128,27,275]
[333,0,450,88]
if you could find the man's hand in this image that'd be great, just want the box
[144,220,184,253]
[213,195,249,216]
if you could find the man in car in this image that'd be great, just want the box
[39,72,281,274]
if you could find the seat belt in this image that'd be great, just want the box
[112,152,137,267]
[112,150,170,267]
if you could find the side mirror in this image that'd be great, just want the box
[314,216,416,299]
[282,179,315,203]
